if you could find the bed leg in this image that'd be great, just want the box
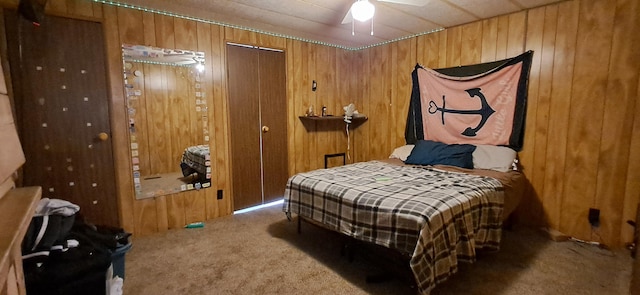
[297,216,301,234]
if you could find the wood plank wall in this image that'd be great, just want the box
[0,0,357,237]
[0,0,638,247]
[356,0,640,247]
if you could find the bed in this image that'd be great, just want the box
[179,145,211,183]
[284,52,532,294]
[283,150,524,294]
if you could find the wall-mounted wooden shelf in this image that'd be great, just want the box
[298,115,368,123]
[298,115,367,131]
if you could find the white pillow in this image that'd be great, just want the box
[389,145,415,161]
[472,145,517,172]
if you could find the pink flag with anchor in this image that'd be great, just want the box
[405,51,533,150]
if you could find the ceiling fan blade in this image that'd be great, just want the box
[341,7,353,24]
[378,0,429,6]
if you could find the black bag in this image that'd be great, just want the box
[22,215,114,295]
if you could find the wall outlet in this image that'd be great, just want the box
[588,208,600,227]
[217,189,223,200]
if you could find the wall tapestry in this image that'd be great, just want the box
[405,51,533,151]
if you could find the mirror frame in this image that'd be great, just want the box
[122,44,211,199]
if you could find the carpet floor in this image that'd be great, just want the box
[123,204,633,295]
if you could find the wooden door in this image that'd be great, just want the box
[258,49,288,204]
[227,44,263,210]
[5,13,119,227]
[227,44,287,210]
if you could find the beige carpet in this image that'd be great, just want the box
[123,204,633,295]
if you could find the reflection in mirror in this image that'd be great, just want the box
[122,44,211,199]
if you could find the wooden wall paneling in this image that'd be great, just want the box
[315,45,332,164]
[358,49,371,162]
[154,14,186,229]
[368,44,392,160]
[208,24,231,216]
[258,34,286,50]
[64,0,94,18]
[174,17,206,224]
[91,2,102,18]
[529,5,559,226]
[351,49,366,163]
[141,11,155,44]
[445,26,462,66]
[460,21,482,65]
[337,49,353,161]
[506,12,526,57]
[481,18,498,63]
[495,15,509,59]
[306,43,320,170]
[561,0,616,241]
[290,40,302,173]
[418,31,446,69]
[621,0,640,247]
[541,0,579,230]
[436,31,448,68]
[287,40,300,174]
[45,0,66,14]
[595,0,640,246]
[225,27,258,45]
[518,6,545,226]
[100,5,136,233]
[114,6,158,235]
[101,4,135,233]
[390,38,415,149]
[196,22,217,219]
[327,47,342,155]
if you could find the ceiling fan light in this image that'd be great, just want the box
[351,0,375,22]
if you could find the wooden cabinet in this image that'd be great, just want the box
[1,56,41,295]
[0,187,41,295]
[227,44,288,210]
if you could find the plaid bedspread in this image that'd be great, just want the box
[283,161,504,294]
[180,145,210,176]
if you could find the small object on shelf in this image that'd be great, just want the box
[305,105,315,117]
[321,105,327,117]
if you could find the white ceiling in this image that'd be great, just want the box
[110,0,563,49]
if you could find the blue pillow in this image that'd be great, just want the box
[404,140,476,168]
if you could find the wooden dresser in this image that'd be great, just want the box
[0,47,41,295]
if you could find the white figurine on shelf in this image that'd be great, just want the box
[343,103,356,123]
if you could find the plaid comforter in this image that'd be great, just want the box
[180,145,210,176]
[283,161,504,294]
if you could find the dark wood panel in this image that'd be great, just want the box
[259,49,287,203]
[227,44,262,210]
[7,13,118,227]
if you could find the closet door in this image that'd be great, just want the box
[227,45,288,210]
[258,49,288,204]
[227,45,263,210]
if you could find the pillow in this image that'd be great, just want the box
[389,145,415,161]
[472,145,517,172]
[404,140,475,168]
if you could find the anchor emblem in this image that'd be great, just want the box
[428,88,495,137]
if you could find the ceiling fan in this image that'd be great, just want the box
[341,0,429,25]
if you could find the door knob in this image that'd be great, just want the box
[262,126,270,133]
[98,132,109,141]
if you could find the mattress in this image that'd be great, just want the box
[283,159,525,294]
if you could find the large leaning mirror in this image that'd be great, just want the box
[122,44,211,199]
